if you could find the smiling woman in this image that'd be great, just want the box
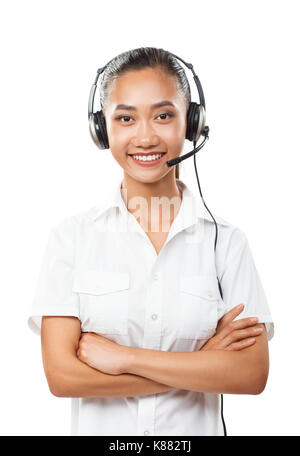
[28,47,274,437]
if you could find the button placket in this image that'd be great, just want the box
[142,270,162,348]
[149,273,159,325]
[137,264,161,438]
[137,395,155,437]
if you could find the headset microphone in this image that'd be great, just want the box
[166,126,210,167]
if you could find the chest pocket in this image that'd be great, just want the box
[73,270,130,336]
[177,274,219,340]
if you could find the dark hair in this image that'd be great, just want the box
[99,47,191,179]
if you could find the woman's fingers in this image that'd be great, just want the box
[217,305,260,333]
[222,325,263,346]
[217,304,245,331]
[202,304,262,352]
[220,317,260,339]
[224,337,256,351]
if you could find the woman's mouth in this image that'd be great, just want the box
[128,152,166,167]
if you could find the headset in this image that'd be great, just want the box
[88,50,227,437]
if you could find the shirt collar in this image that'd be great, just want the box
[91,177,229,226]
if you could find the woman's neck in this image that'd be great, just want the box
[120,173,182,233]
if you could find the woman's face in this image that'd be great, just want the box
[103,67,187,184]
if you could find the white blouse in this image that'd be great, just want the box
[28,177,274,436]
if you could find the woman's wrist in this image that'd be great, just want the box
[123,346,139,374]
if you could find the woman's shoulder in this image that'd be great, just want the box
[202,211,250,255]
[201,209,246,238]
[49,203,101,236]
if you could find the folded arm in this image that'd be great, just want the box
[126,324,269,395]
[41,316,269,398]
[41,316,175,398]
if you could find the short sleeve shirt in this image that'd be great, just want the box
[28,177,274,436]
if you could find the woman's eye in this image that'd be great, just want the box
[115,112,174,123]
[115,115,133,122]
[157,112,174,120]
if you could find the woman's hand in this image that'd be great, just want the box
[77,332,132,375]
[201,304,264,351]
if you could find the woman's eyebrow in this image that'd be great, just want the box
[114,100,176,112]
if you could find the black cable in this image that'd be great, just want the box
[192,139,227,437]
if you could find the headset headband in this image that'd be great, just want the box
[88,51,206,119]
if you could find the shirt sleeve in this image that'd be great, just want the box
[27,217,80,336]
[218,227,274,342]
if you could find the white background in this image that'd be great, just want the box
[1,0,299,436]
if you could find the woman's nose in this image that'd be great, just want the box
[131,120,160,148]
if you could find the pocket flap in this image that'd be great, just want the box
[179,274,219,300]
[73,270,130,295]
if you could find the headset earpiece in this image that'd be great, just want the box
[88,110,109,150]
[185,102,206,143]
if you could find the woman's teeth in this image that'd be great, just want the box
[132,153,163,161]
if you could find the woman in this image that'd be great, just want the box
[28,47,274,436]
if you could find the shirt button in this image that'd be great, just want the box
[152,314,157,320]
[144,430,150,435]
[153,273,159,280]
